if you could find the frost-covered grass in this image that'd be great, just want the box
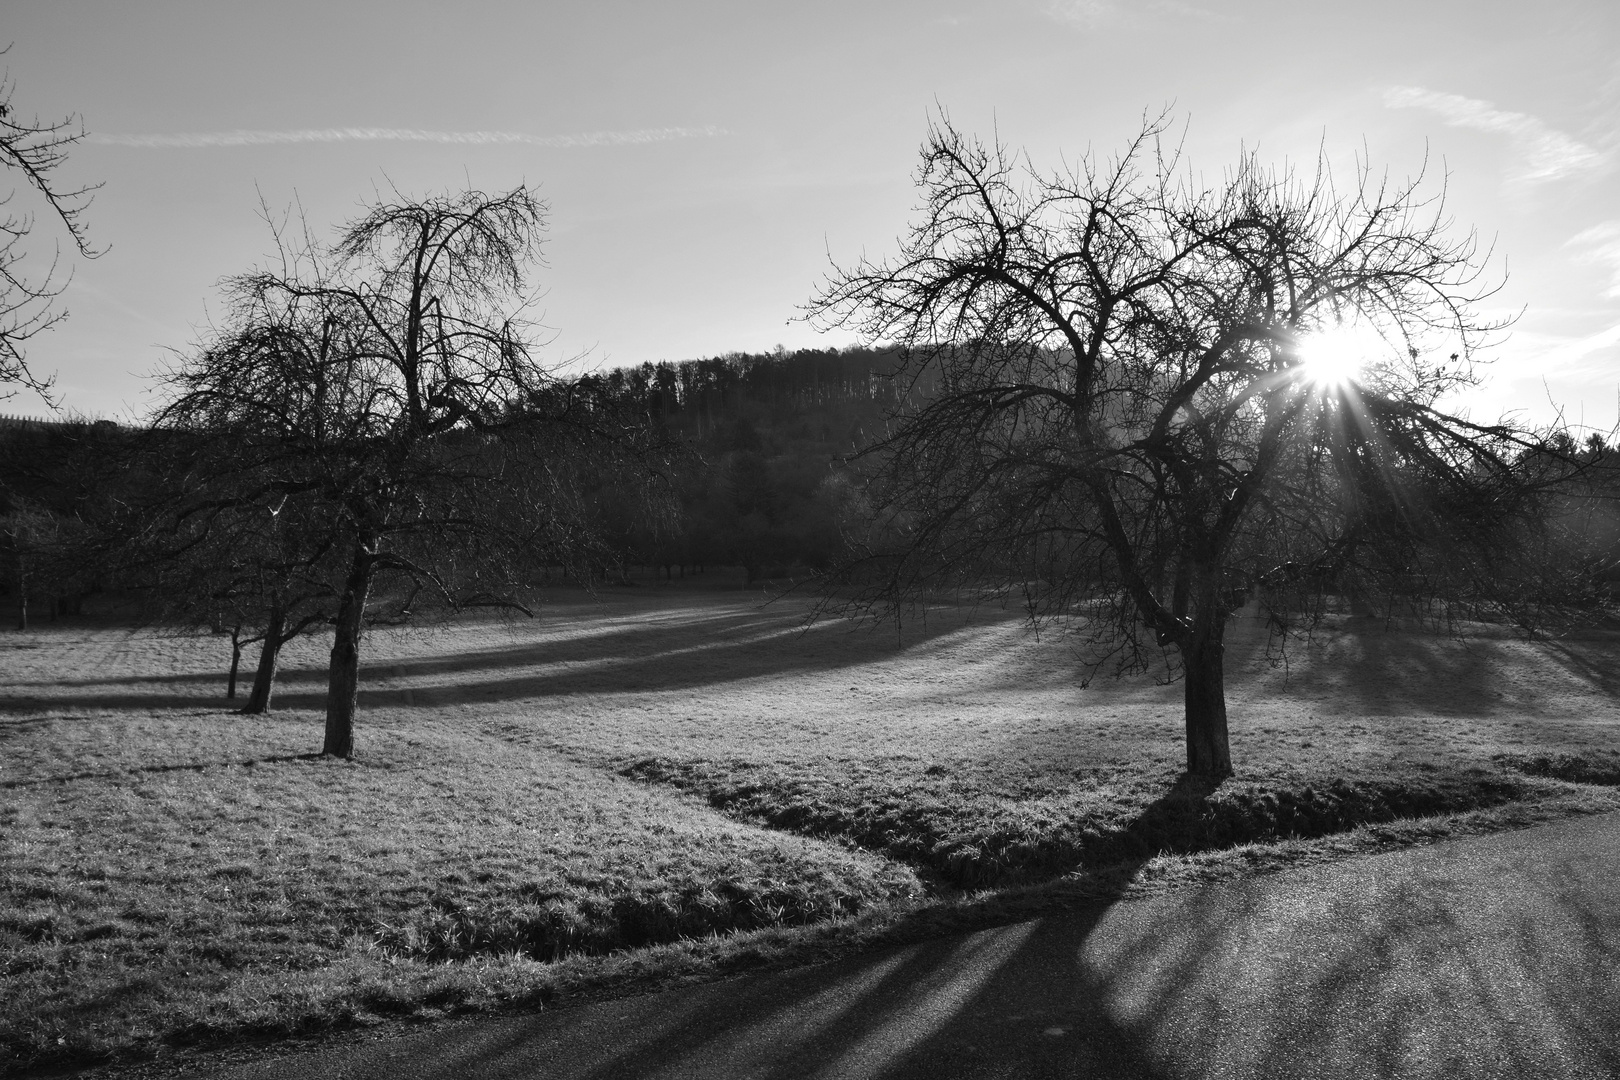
[3,580,1619,1070]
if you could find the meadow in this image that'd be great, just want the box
[4,577,1620,1071]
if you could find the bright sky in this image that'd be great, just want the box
[6,0,1618,433]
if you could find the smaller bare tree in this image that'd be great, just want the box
[132,445,339,711]
[157,186,636,757]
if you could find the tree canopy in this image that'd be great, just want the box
[811,113,1552,777]
[155,186,622,757]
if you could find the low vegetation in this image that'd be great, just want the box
[619,757,1536,889]
[3,583,1619,1071]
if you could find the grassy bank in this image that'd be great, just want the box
[3,585,1619,1072]
[618,756,1542,888]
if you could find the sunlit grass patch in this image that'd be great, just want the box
[0,692,916,1069]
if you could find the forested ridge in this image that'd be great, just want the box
[575,345,917,583]
[8,343,1620,618]
[0,346,925,620]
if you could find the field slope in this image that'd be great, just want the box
[4,582,1619,1071]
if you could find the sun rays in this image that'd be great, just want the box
[1296,322,1390,390]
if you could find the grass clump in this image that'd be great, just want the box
[369,870,890,964]
[1493,749,1620,786]
[620,757,1532,888]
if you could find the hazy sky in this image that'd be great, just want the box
[6,0,1618,431]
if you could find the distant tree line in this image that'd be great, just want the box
[8,349,1620,629]
[572,346,922,584]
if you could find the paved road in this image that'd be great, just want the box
[195,812,1620,1080]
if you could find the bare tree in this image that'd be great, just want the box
[133,446,339,711]
[0,497,55,629]
[811,114,1546,778]
[0,50,101,403]
[157,186,623,758]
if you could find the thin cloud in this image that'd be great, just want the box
[1047,0,1115,24]
[1515,320,1620,377]
[1567,220,1620,298]
[1382,86,1606,183]
[1046,0,1219,28]
[88,125,728,149]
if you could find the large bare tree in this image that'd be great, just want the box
[811,115,1548,777]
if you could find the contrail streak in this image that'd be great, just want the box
[1382,86,1605,183]
[88,125,728,149]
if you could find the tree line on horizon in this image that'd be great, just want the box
[0,340,923,600]
[7,338,1619,615]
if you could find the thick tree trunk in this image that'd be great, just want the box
[243,606,285,714]
[323,545,373,758]
[1182,617,1233,778]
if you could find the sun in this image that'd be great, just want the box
[1296,323,1385,389]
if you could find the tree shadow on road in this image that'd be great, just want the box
[282,791,1620,1080]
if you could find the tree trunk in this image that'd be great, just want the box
[243,606,285,714]
[1182,616,1233,778]
[15,555,26,631]
[323,545,373,758]
[227,627,244,700]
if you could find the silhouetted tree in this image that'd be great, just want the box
[811,113,1549,778]
[133,440,339,711]
[157,186,620,758]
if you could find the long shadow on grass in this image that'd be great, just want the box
[0,752,325,789]
[361,605,1005,704]
[1,603,1004,714]
[30,607,784,691]
[1541,634,1620,698]
[1237,624,1512,718]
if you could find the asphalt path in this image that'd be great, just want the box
[192,811,1620,1080]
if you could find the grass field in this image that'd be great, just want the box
[4,578,1620,1072]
